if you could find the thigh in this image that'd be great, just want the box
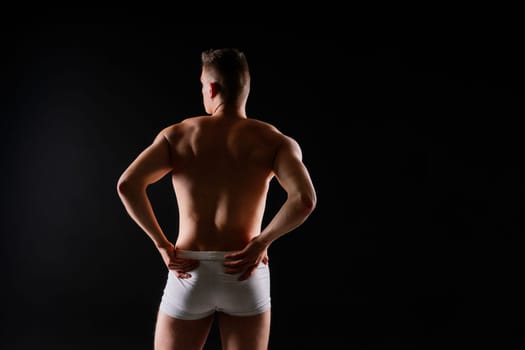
[218,310,271,350]
[154,310,215,350]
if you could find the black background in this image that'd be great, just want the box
[4,8,525,349]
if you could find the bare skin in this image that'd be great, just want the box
[117,65,316,349]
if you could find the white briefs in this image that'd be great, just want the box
[159,250,271,320]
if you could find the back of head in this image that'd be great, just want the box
[201,48,251,104]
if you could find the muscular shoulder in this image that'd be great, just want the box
[243,117,279,131]
[154,115,296,153]
[157,116,206,139]
[240,117,288,142]
[242,119,303,166]
[252,119,299,147]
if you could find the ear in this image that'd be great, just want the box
[210,82,220,98]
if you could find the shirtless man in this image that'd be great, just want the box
[117,48,317,350]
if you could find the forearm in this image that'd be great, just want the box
[117,184,171,248]
[256,192,315,247]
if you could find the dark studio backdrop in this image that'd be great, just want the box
[4,9,525,349]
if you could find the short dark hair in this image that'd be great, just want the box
[201,48,250,102]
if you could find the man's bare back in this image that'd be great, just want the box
[163,114,290,251]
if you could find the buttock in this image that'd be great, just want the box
[159,250,271,320]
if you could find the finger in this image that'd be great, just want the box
[224,251,244,260]
[238,268,255,281]
[223,259,245,267]
[180,259,199,269]
[174,256,195,261]
[176,271,192,279]
[169,259,199,271]
[173,258,198,267]
[224,266,242,274]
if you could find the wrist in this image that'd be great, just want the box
[253,235,271,249]
[155,239,173,250]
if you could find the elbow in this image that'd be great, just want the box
[117,175,140,198]
[299,191,317,216]
[117,176,130,198]
[306,193,317,215]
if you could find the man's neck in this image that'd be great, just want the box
[211,102,247,118]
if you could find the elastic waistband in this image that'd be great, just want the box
[176,250,234,260]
